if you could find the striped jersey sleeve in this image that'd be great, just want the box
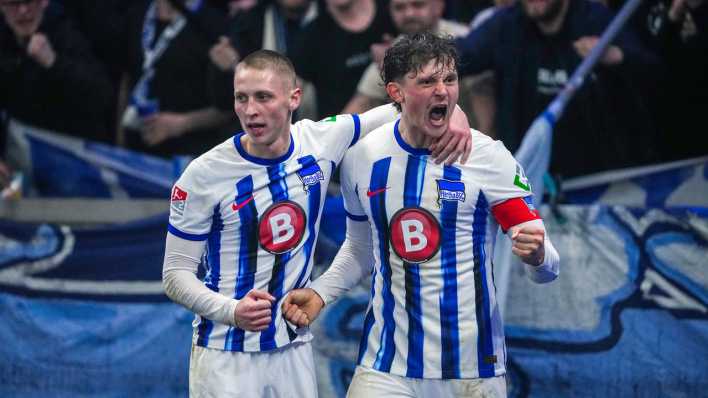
[480,140,535,206]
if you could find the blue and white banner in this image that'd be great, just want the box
[6,119,189,199]
[562,156,708,209]
[0,215,194,398]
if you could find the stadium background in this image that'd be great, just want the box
[0,122,706,397]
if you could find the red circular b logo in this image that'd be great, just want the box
[389,207,441,263]
[258,201,306,254]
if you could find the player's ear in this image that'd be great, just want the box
[386,82,403,106]
[289,87,302,112]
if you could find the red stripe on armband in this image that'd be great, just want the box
[491,197,540,232]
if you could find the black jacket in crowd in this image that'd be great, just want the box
[0,11,113,143]
[456,0,661,178]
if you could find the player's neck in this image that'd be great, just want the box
[398,117,432,149]
[241,133,291,159]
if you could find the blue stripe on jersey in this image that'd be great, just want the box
[293,156,321,290]
[227,176,259,351]
[439,166,461,379]
[472,191,495,377]
[267,163,288,202]
[357,265,378,364]
[369,157,396,372]
[350,114,361,147]
[195,205,223,347]
[403,155,426,378]
[261,163,292,350]
[167,224,209,241]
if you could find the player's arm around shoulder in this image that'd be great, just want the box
[292,113,366,164]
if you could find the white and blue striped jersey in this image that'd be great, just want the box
[168,114,361,352]
[340,120,535,379]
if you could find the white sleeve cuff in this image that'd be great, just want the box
[524,234,560,284]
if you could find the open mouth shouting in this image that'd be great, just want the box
[428,104,448,127]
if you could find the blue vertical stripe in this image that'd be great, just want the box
[227,176,259,351]
[195,205,223,347]
[472,191,495,377]
[261,163,292,350]
[350,114,361,147]
[357,266,378,364]
[267,163,288,202]
[293,156,322,290]
[403,155,426,378]
[369,157,396,372]
[439,166,461,379]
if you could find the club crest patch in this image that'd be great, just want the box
[436,179,465,205]
[297,162,324,191]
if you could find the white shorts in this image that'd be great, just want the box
[346,366,507,398]
[189,342,317,398]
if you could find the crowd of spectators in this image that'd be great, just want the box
[0,0,706,191]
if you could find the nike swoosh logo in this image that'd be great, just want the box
[366,187,389,197]
[232,196,254,211]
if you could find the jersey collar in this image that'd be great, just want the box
[233,132,295,165]
[394,119,432,157]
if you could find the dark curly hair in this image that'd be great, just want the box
[382,32,459,111]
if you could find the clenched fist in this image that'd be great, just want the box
[234,289,276,331]
[510,226,545,266]
[281,288,325,328]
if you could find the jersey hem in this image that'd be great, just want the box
[193,331,314,352]
[356,363,507,380]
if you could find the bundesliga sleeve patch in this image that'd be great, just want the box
[171,185,188,214]
[491,196,540,232]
